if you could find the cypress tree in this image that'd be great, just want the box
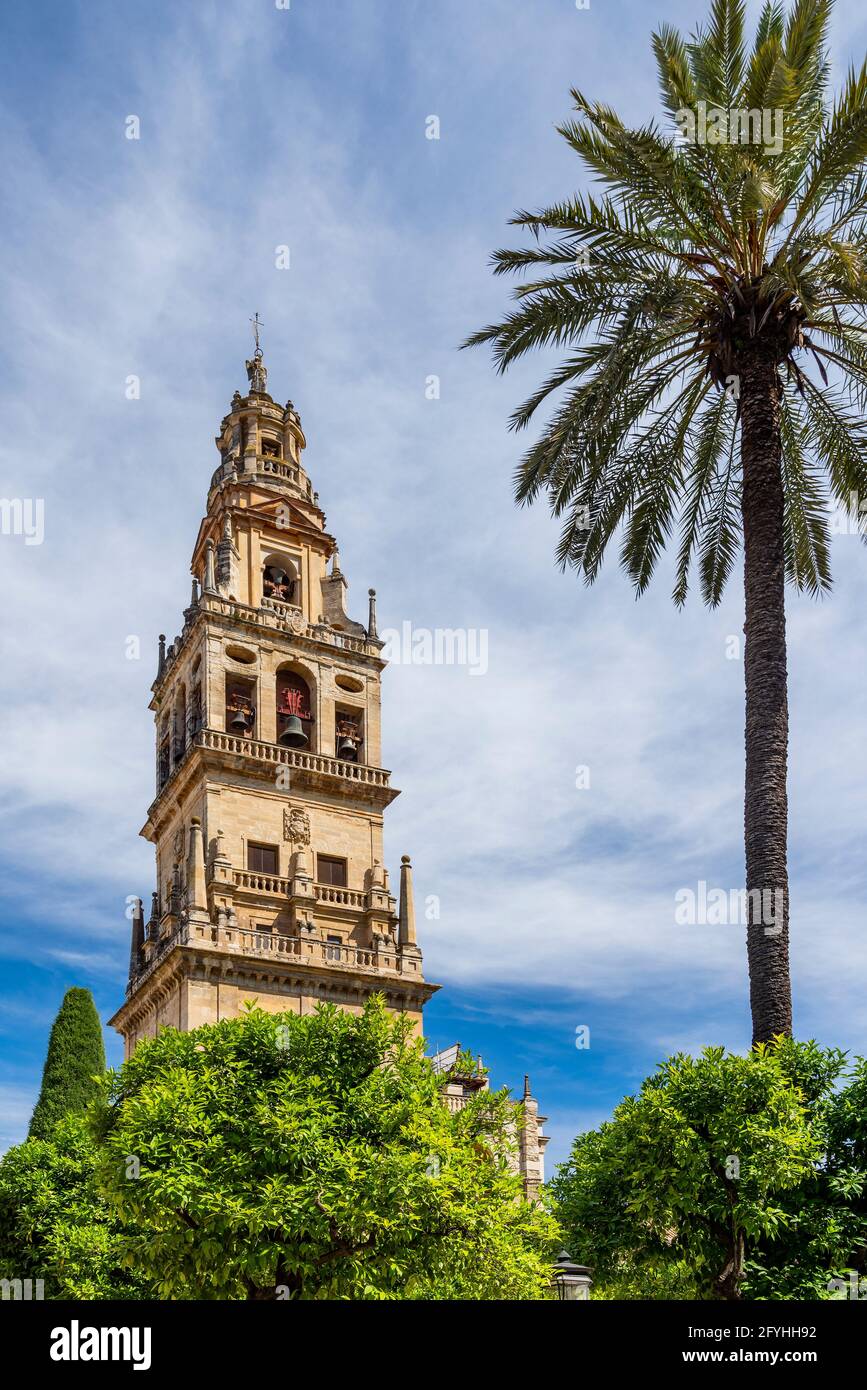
[28,987,106,1139]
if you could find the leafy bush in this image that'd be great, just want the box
[551,1041,845,1300]
[0,1116,150,1299]
[94,998,558,1299]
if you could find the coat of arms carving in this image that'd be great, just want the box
[283,806,311,846]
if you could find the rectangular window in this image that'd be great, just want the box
[248,843,278,874]
[317,855,347,887]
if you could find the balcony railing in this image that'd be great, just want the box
[209,454,306,493]
[204,923,408,974]
[129,920,414,990]
[230,870,370,912]
[232,869,292,895]
[314,884,368,909]
[150,728,393,813]
[261,596,302,620]
[199,728,391,788]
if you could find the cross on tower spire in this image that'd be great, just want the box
[245,314,268,393]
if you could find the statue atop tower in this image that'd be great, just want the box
[245,311,268,393]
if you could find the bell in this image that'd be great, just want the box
[336,734,359,762]
[229,707,249,733]
[279,714,308,749]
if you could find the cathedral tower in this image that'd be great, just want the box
[110,341,439,1055]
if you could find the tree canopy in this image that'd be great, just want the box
[29,986,106,1140]
[0,1115,149,1300]
[466,0,867,606]
[94,998,557,1300]
[551,1039,867,1300]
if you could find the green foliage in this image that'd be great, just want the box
[465,0,867,606]
[591,1260,701,1301]
[95,998,558,1300]
[744,1041,867,1298]
[450,1046,488,1078]
[551,1042,823,1299]
[0,1116,150,1300]
[29,987,106,1140]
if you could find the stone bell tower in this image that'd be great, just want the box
[110,339,439,1056]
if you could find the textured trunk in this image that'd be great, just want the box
[713,1228,745,1301]
[739,347,792,1045]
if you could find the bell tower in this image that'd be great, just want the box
[110,337,439,1055]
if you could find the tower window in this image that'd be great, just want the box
[248,842,278,874]
[263,562,296,604]
[262,437,281,458]
[188,683,203,738]
[158,736,171,789]
[173,686,187,761]
[226,678,256,736]
[335,709,363,763]
[276,670,314,750]
[317,855,347,887]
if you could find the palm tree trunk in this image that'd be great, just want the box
[739,347,792,1045]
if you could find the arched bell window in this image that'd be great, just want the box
[158,720,171,790]
[262,553,298,606]
[226,677,256,737]
[276,670,314,750]
[173,684,187,762]
[188,681,203,739]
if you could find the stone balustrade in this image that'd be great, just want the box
[229,870,372,912]
[232,868,293,895]
[150,727,392,814]
[199,728,391,787]
[314,883,368,909]
[128,919,413,992]
[209,453,305,493]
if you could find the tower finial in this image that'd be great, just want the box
[246,313,268,393]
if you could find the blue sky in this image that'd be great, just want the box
[1,0,867,1170]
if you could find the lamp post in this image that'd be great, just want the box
[552,1249,592,1301]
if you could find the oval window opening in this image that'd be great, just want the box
[226,644,257,665]
[335,674,364,693]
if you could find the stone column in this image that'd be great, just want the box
[398,855,417,948]
[187,818,210,926]
[203,539,217,594]
[128,898,145,983]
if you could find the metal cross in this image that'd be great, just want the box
[250,312,264,353]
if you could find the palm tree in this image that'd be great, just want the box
[466,0,867,1045]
